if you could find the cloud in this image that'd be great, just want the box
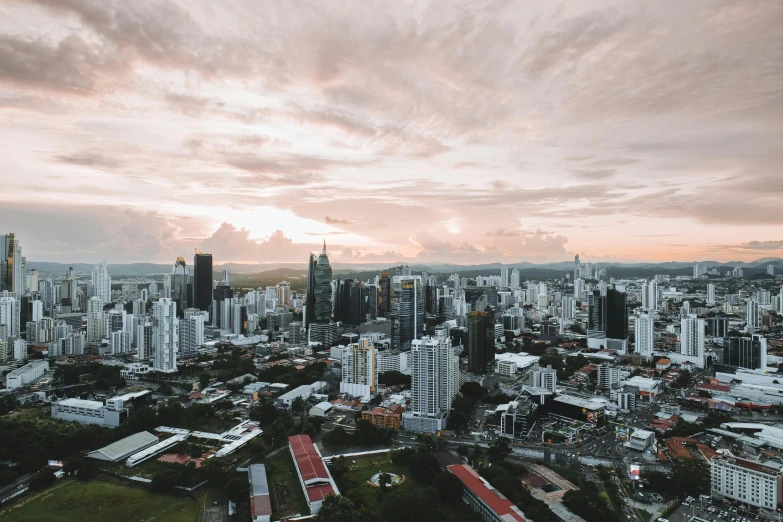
[324,215,351,225]
[519,229,569,257]
[718,240,783,252]
[487,229,521,237]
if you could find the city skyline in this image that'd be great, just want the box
[1,1,782,264]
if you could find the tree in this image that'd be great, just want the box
[433,472,462,503]
[408,451,440,483]
[151,468,178,492]
[198,372,211,389]
[460,381,487,400]
[316,494,363,522]
[292,396,306,413]
[378,472,392,489]
[487,437,511,464]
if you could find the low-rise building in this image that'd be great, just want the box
[361,404,403,429]
[277,381,327,408]
[5,360,48,389]
[447,464,527,522]
[711,455,782,511]
[52,398,122,427]
[248,464,272,522]
[288,434,339,514]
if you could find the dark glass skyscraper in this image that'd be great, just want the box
[193,251,213,312]
[468,310,495,374]
[305,253,317,329]
[313,241,333,324]
[391,275,424,350]
[588,288,628,342]
[377,272,391,317]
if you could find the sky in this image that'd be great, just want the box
[0,0,781,266]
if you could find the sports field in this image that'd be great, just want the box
[1,478,201,522]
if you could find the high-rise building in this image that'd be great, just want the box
[405,330,456,432]
[276,281,291,308]
[0,291,19,338]
[391,275,424,350]
[573,278,584,299]
[500,267,509,288]
[86,296,104,343]
[722,335,767,370]
[641,281,658,310]
[693,263,701,278]
[588,288,628,347]
[193,251,213,312]
[680,314,705,366]
[597,364,621,390]
[0,234,23,298]
[171,257,191,314]
[562,296,576,321]
[180,309,205,359]
[634,314,655,356]
[377,272,391,317]
[152,298,178,373]
[510,269,520,290]
[768,265,775,276]
[305,253,317,330]
[340,338,376,396]
[91,262,111,303]
[747,300,761,334]
[136,321,153,360]
[467,311,494,374]
[707,283,716,306]
[313,241,333,324]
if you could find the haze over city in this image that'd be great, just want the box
[1,1,781,265]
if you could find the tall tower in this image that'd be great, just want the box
[391,275,424,350]
[1,234,22,298]
[467,310,494,374]
[305,253,317,330]
[91,262,112,303]
[680,314,705,366]
[152,298,179,373]
[193,251,213,312]
[86,296,105,343]
[313,241,333,324]
[635,314,655,356]
[410,331,456,417]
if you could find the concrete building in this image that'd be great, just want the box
[152,298,178,373]
[5,360,48,389]
[376,350,409,376]
[404,330,457,433]
[91,262,112,303]
[712,455,782,511]
[277,381,327,408]
[340,338,376,397]
[51,398,122,427]
[634,314,655,356]
[597,364,621,390]
[680,314,705,367]
[531,365,557,392]
[86,296,104,343]
[0,290,19,338]
[626,429,655,451]
[180,309,205,359]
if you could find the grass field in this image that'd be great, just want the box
[1,477,201,522]
[264,449,310,520]
[341,454,412,511]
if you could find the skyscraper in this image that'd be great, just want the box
[193,251,213,312]
[707,283,716,306]
[377,272,391,317]
[641,281,658,310]
[91,262,112,302]
[152,298,178,373]
[1,234,23,298]
[305,253,317,330]
[313,241,333,324]
[406,330,456,432]
[391,275,424,350]
[86,296,104,343]
[276,281,291,308]
[680,314,705,366]
[531,365,557,392]
[634,314,655,356]
[467,310,494,374]
[180,308,205,358]
[171,257,190,315]
[747,300,761,334]
[0,291,19,338]
[340,338,376,396]
[500,267,509,288]
[510,269,520,290]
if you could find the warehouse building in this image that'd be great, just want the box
[248,464,272,522]
[86,431,159,462]
[288,434,339,514]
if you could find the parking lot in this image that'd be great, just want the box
[665,496,768,522]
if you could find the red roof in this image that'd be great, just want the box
[251,496,271,518]
[305,484,336,502]
[448,465,526,522]
[289,434,330,484]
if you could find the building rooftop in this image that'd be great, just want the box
[86,431,159,462]
[57,398,104,410]
[553,395,607,410]
[447,464,526,522]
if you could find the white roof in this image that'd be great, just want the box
[631,429,655,438]
[494,353,539,368]
[58,398,104,410]
[311,401,333,412]
[87,431,159,462]
[554,395,608,410]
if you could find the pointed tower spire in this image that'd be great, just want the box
[322,239,327,255]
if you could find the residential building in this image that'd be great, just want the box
[91,262,112,302]
[680,314,705,367]
[530,365,557,392]
[0,290,19,338]
[180,309,205,358]
[712,455,782,511]
[340,338,376,396]
[152,298,178,373]
[707,283,716,306]
[87,296,104,343]
[634,314,655,356]
[404,330,456,433]
[747,300,761,334]
[361,404,403,429]
[597,364,621,390]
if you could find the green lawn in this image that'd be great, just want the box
[264,449,310,520]
[341,454,413,511]
[1,477,201,522]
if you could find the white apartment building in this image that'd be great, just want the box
[562,296,576,321]
[376,350,409,375]
[341,338,376,396]
[597,364,621,390]
[641,281,658,311]
[136,321,153,360]
[712,455,782,511]
[87,296,104,343]
[91,262,112,302]
[634,314,655,356]
[404,330,457,433]
[152,298,178,373]
[180,309,205,358]
[680,314,705,367]
[707,283,716,306]
[531,365,557,392]
[747,300,761,334]
[0,291,19,338]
